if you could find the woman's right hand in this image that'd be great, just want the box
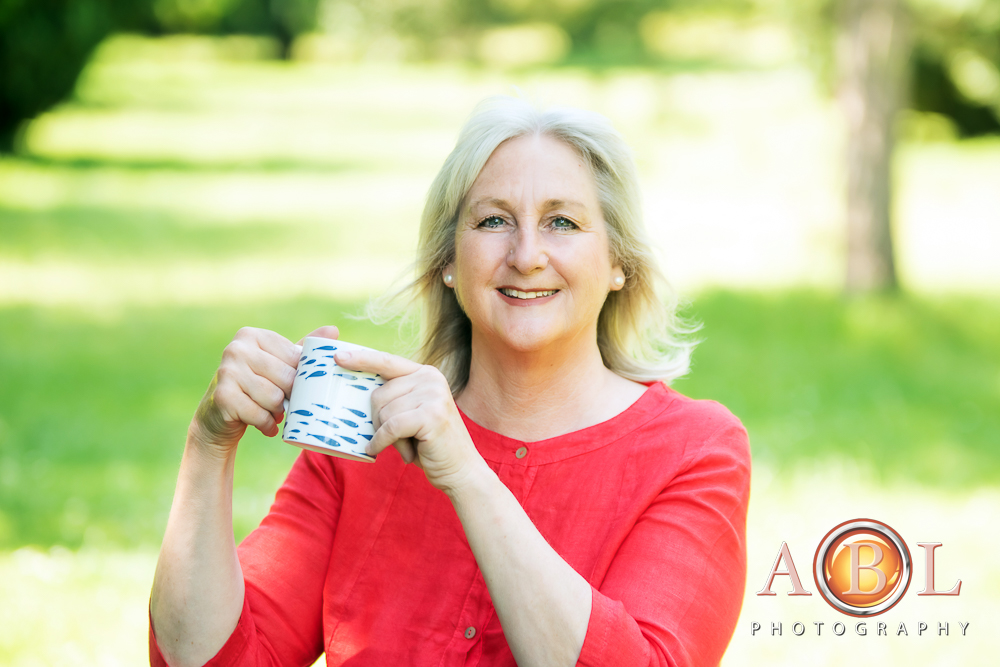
[188,325,340,460]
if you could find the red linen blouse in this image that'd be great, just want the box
[150,382,750,667]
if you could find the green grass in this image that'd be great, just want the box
[672,292,1000,487]
[1,291,997,549]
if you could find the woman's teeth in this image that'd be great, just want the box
[499,288,558,300]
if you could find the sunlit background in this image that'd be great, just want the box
[1,0,998,664]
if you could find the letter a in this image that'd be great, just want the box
[757,542,812,596]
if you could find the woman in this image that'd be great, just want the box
[150,97,750,667]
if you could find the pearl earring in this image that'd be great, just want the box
[444,274,454,286]
[613,275,625,287]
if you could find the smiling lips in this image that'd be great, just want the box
[498,288,559,300]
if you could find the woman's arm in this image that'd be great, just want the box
[446,461,593,666]
[150,433,245,667]
[150,326,336,667]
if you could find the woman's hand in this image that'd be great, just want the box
[335,349,484,493]
[189,325,340,460]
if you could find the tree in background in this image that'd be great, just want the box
[910,0,1000,137]
[0,0,319,151]
[835,0,1000,291]
[0,0,156,151]
[838,0,909,292]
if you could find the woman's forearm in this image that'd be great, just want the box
[150,435,246,667]
[446,462,593,667]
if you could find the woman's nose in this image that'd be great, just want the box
[507,225,548,274]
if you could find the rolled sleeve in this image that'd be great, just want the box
[150,593,256,667]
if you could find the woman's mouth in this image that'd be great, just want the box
[498,288,559,300]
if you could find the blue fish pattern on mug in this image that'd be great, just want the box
[282,343,388,461]
[308,434,341,448]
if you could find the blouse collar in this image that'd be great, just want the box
[457,381,677,465]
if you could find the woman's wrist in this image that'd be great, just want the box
[440,455,496,504]
[185,416,242,467]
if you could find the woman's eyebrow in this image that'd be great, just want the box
[540,199,587,213]
[468,197,513,211]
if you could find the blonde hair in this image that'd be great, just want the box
[369,96,696,393]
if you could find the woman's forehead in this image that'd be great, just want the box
[466,134,599,210]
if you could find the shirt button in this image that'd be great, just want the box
[464,626,476,639]
[515,446,528,459]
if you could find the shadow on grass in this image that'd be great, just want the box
[0,291,996,550]
[0,206,301,259]
[16,153,375,175]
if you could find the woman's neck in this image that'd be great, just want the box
[456,333,647,442]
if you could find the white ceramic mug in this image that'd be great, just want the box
[282,337,385,462]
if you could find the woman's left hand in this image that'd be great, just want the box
[334,349,483,493]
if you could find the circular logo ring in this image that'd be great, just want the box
[813,518,912,617]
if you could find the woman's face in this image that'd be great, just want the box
[447,133,624,355]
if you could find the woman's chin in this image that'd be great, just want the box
[477,323,571,356]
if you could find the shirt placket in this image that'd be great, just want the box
[438,568,493,667]
[442,454,539,667]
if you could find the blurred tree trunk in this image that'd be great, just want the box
[838,0,909,292]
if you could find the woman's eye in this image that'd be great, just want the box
[551,216,577,229]
[478,215,505,229]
